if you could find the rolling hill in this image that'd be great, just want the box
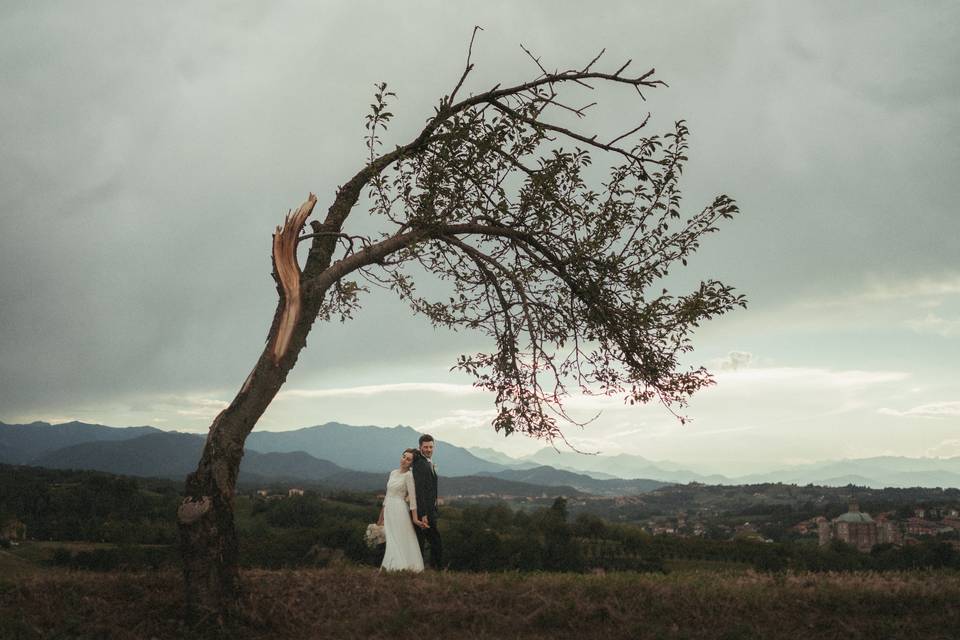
[0,420,162,464]
[29,431,348,484]
[245,422,504,476]
[480,465,669,495]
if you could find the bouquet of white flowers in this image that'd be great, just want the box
[364,523,386,548]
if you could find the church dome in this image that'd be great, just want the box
[835,511,874,523]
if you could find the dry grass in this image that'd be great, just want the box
[2,567,959,640]
[0,549,38,581]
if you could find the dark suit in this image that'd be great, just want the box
[411,452,442,568]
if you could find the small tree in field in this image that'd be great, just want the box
[178,30,746,622]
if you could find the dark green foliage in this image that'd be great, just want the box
[565,481,960,528]
[239,528,320,569]
[0,465,178,543]
[445,502,605,573]
[4,465,958,575]
[240,494,376,567]
[573,512,608,538]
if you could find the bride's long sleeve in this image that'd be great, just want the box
[405,472,418,513]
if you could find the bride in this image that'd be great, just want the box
[378,448,426,572]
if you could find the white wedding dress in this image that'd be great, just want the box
[380,469,424,572]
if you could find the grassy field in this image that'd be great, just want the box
[0,548,36,581]
[662,558,753,574]
[5,541,130,562]
[2,565,959,640]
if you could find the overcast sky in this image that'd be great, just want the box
[2,2,958,474]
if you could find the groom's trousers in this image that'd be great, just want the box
[416,509,443,569]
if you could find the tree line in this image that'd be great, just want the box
[5,467,957,575]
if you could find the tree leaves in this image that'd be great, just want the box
[326,53,746,441]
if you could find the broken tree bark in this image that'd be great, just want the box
[177,194,325,621]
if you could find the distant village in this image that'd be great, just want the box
[634,501,960,552]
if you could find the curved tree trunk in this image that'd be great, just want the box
[177,194,330,622]
[177,350,291,621]
[176,164,418,623]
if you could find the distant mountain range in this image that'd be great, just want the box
[2,420,958,490]
[245,422,505,476]
[0,421,629,496]
[19,430,347,484]
[0,420,163,464]
[731,457,960,490]
[466,447,539,469]
[481,447,960,490]
[478,466,667,496]
[517,448,731,484]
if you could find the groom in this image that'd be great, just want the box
[412,433,442,569]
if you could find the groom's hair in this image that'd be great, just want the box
[418,434,434,445]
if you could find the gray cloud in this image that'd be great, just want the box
[2,1,958,433]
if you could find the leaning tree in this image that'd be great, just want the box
[177,32,746,621]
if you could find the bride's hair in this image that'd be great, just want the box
[402,448,418,458]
